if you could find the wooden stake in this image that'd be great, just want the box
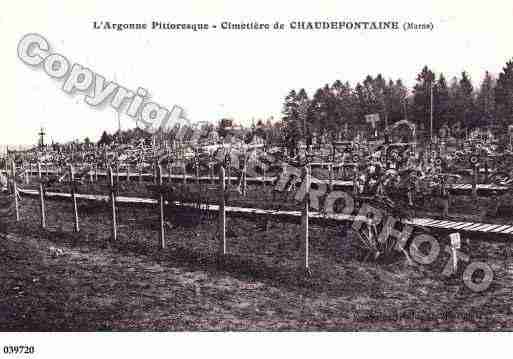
[263,160,267,187]
[328,163,333,191]
[301,165,310,275]
[472,165,478,201]
[37,162,46,228]
[195,161,200,185]
[108,166,117,241]
[157,163,165,249]
[116,162,120,184]
[10,160,19,222]
[242,154,247,196]
[441,177,449,218]
[219,166,227,256]
[69,164,79,232]
[24,162,29,184]
[353,165,358,196]
[226,162,231,192]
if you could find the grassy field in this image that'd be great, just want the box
[1,192,513,331]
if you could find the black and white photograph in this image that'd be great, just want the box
[1,0,512,357]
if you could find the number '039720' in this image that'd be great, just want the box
[2,346,35,355]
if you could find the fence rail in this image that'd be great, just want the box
[2,156,512,279]
[0,167,509,195]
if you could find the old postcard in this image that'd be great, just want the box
[1,0,512,357]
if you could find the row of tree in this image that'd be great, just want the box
[282,59,513,141]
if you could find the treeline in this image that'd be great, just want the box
[96,119,283,146]
[282,59,513,140]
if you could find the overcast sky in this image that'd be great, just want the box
[1,0,512,146]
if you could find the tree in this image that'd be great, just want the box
[217,118,233,138]
[412,66,435,133]
[495,59,513,126]
[283,89,299,124]
[433,73,451,129]
[282,89,308,149]
[460,72,475,128]
[296,88,310,135]
[386,79,408,125]
[476,71,496,128]
[333,80,358,135]
[97,131,112,146]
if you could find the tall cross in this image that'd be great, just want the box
[38,126,46,148]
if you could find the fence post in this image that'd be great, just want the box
[183,163,187,185]
[328,163,333,191]
[24,162,29,185]
[263,161,267,187]
[209,162,214,185]
[472,165,478,201]
[228,161,233,192]
[242,154,247,196]
[195,160,200,186]
[108,166,117,241]
[116,162,120,184]
[126,165,130,182]
[139,162,143,184]
[10,160,19,222]
[353,165,358,196]
[37,162,46,229]
[441,177,449,218]
[157,162,165,249]
[219,166,227,257]
[301,165,311,276]
[69,164,80,232]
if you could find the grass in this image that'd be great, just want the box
[1,193,513,330]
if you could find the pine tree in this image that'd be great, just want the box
[310,85,336,136]
[282,89,304,149]
[434,73,451,130]
[98,131,112,146]
[387,79,408,125]
[476,71,496,128]
[495,59,513,125]
[283,89,299,124]
[459,71,476,128]
[412,66,436,134]
[333,80,358,134]
[296,88,310,136]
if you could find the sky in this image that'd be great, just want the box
[1,0,513,146]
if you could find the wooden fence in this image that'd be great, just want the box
[2,160,315,274]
